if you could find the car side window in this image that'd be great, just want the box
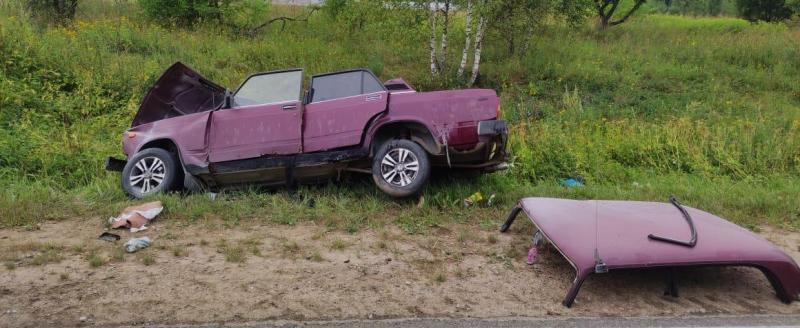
[311,70,384,103]
[234,70,302,107]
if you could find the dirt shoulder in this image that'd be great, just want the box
[1,217,798,327]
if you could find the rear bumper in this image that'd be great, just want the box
[479,119,509,163]
[105,156,127,172]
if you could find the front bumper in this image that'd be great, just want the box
[105,156,127,172]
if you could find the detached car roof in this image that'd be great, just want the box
[501,197,800,307]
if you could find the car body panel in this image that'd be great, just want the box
[208,100,303,162]
[500,197,800,308]
[362,89,500,153]
[125,111,212,168]
[132,62,225,127]
[303,91,388,152]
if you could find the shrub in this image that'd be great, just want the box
[736,0,795,21]
[138,0,226,26]
[25,0,78,25]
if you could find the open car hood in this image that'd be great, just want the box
[500,197,800,308]
[132,62,226,127]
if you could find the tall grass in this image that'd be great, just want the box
[0,3,798,230]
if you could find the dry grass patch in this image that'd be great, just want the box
[329,238,349,251]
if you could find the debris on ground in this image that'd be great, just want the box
[463,192,496,207]
[526,246,538,265]
[526,231,545,265]
[559,176,585,188]
[464,192,484,206]
[123,237,152,253]
[501,197,800,308]
[98,232,120,242]
[109,201,163,232]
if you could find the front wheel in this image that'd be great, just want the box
[372,139,431,198]
[121,148,180,199]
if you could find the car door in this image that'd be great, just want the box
[208,69,303,163]
[302,70,388,153]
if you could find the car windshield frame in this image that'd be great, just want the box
[232,68,304,107]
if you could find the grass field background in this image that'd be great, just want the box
[1,1,798,231]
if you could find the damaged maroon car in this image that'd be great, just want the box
[106,62,507,198]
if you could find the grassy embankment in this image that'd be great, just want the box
[0,2,798,231]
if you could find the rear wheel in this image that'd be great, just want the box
[121,148,179,199]
[372,139,430,197]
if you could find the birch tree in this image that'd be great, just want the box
[468,16,485,86]
[438,0,451,71]
[456,0,473,78]
[428,1,440,75]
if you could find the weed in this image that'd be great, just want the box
[330,238,349,250]
[308,251,324,262]
[434,272,446,283]
[282,240,301,255]
[4,262,15,270]
[172,246,186,257]
[142,254,155,266]
[487,235,498,244]
[218,240,246,263]
[31,244,64,265]
[59,272,69,280]
[111,248,125,262]
[87,253,104,268]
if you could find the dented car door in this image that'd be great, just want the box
[303,70,388,153]
[208,70,304,163]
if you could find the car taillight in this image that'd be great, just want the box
[496,103,502,119]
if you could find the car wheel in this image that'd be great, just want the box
[372,139,430,198]
[121,148,179,199]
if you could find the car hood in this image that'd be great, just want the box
[131,62,226,127]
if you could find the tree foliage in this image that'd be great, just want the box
[595,0,647,28]
[26,0,78,25]
[138,0,228,26]
[735,0,795,21]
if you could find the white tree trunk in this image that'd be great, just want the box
[457,0,473,79]
[429,1,439,76]
[520,22,534,57]
[469,17,486,86]
[438,0,450,71]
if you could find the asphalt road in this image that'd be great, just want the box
[114,315,800,328]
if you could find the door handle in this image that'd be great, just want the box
[282,104,297,110]
[365,94,382,102]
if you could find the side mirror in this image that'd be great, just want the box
[224,90,233,109]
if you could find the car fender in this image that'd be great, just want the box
[363,115,443,156]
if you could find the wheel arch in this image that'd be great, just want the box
[135,138,193,189]
[138,138,181,156]
[368,120,441,157]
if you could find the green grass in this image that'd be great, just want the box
[0,2,798,232]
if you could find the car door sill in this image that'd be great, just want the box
[209,148,367,174]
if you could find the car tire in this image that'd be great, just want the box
[372,139,430,198]
[121,148,180,199]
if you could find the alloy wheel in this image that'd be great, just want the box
[380,148,420,187]
[128,156,166,194]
